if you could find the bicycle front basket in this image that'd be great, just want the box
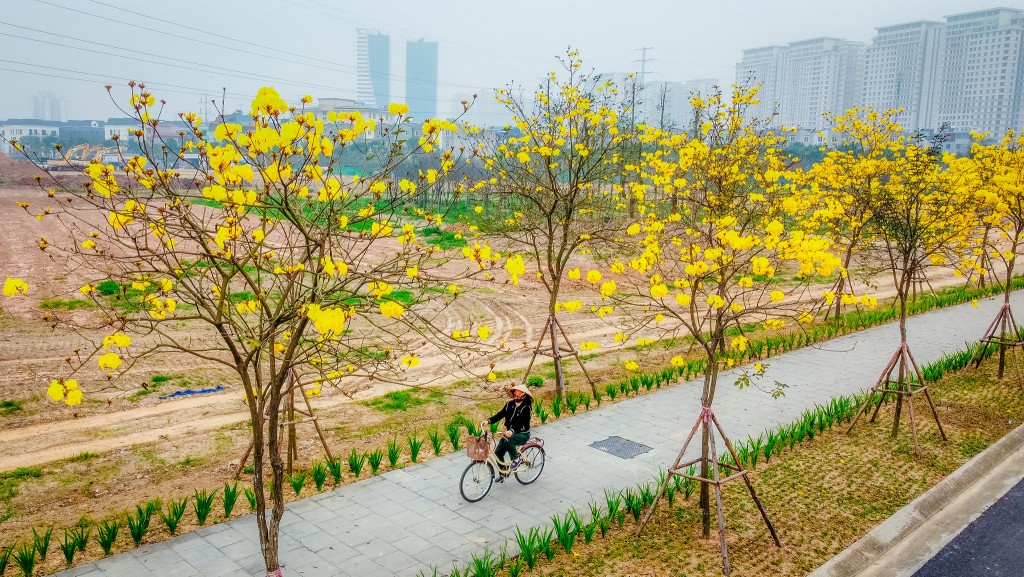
[466,436,489,460]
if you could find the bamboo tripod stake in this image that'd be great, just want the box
[848,342,947,455]
[519,315,599,398]
[637,406,781,576]
[234,369,335,479]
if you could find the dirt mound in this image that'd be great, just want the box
[0,152,46,182]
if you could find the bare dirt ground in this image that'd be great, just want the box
[0,173,981,573]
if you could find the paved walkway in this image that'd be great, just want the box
[54,292,1024,577]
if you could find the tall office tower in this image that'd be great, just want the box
[406,39,438,120]
[356,29,391,109]
[777,38,865,131]
[735,46,785,123]
[937,8,1024,136]
[862,21,943,131]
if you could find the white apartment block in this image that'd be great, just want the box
[735,46,785,122]
[862,21,943,131]
[777,38,865,132]
[0,119,61,156]
[937,8,1024,136]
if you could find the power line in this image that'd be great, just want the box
[0,58,251,101]
[0,23,359,96]
[38,0,497,94]
[0,28,459,106]
[0,65,248,105]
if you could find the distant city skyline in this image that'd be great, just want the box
[1,0,1023,122]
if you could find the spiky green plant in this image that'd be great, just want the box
[565,393,579,414]
[59,530,76,566]
[537,527,556,561]
[326,457,344,485]
[445,421,463,451]
[513,526,539,570]
[386,436,402,468]
[605,384,617,401]
[310,462,328,492]
[192,488,216,525]
[347,448,366,478]
[551,510,578,554]
[288,471,308,496]
[159,497,187,535]
[97,519,119,555]
[0,546,11,575]
[13,543,34,577]
[126,504,152,546]
[243,487,257,511]
[31,527,51,561]
[467,549,498,577]
[551,395,562,419]
[408,434,424,463]
[367,449,384,475]
[535,402,550,424]
[69,525,90,552]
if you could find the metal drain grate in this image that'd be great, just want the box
[589,436,653,459]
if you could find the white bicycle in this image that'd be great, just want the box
[459,431,546,502]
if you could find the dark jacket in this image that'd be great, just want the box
[488,399,532,434]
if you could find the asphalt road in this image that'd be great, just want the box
[913,478,1024,577]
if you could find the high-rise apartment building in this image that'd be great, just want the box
[406,39,438,120]
[735,46,786,122]
[777,38,865,131]
[356,29,391,109]
[737,8,1024,138]
[937,8,1024,136]
[861,21,943,131]
[31,92,66,122]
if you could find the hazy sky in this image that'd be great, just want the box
[2,0,1022,121]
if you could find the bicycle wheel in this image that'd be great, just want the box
[460,461,494,502]
[514,445,545,485]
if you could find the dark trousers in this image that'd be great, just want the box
[495,432,530,463]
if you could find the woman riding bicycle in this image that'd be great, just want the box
[480,383,532,481]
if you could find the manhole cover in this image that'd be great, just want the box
[590,436,653,459]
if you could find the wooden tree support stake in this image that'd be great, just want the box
[234,369,336,479]
[518,314,599,398]
[848,342,947,455]
[972,301,1024,389]
[638,406,780,576]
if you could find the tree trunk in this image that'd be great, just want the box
[833,245,855,323]
[699,359,718,539]
[700,420,711,539]
[267,393,285,576]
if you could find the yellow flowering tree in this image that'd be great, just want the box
[793,107,903,321]
[954,131,1024,380]
[847,130,981,452]
[12,85,492,575]
[616,86,840,569]
[473,49,632,400]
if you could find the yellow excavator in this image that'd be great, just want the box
[69,146,117,169]
[45,145,119,170]
[45,143,89,171]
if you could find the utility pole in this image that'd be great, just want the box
[634,46,655,86]
[633,47,655,125]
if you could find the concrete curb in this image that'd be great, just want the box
[808,421,1024,577]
